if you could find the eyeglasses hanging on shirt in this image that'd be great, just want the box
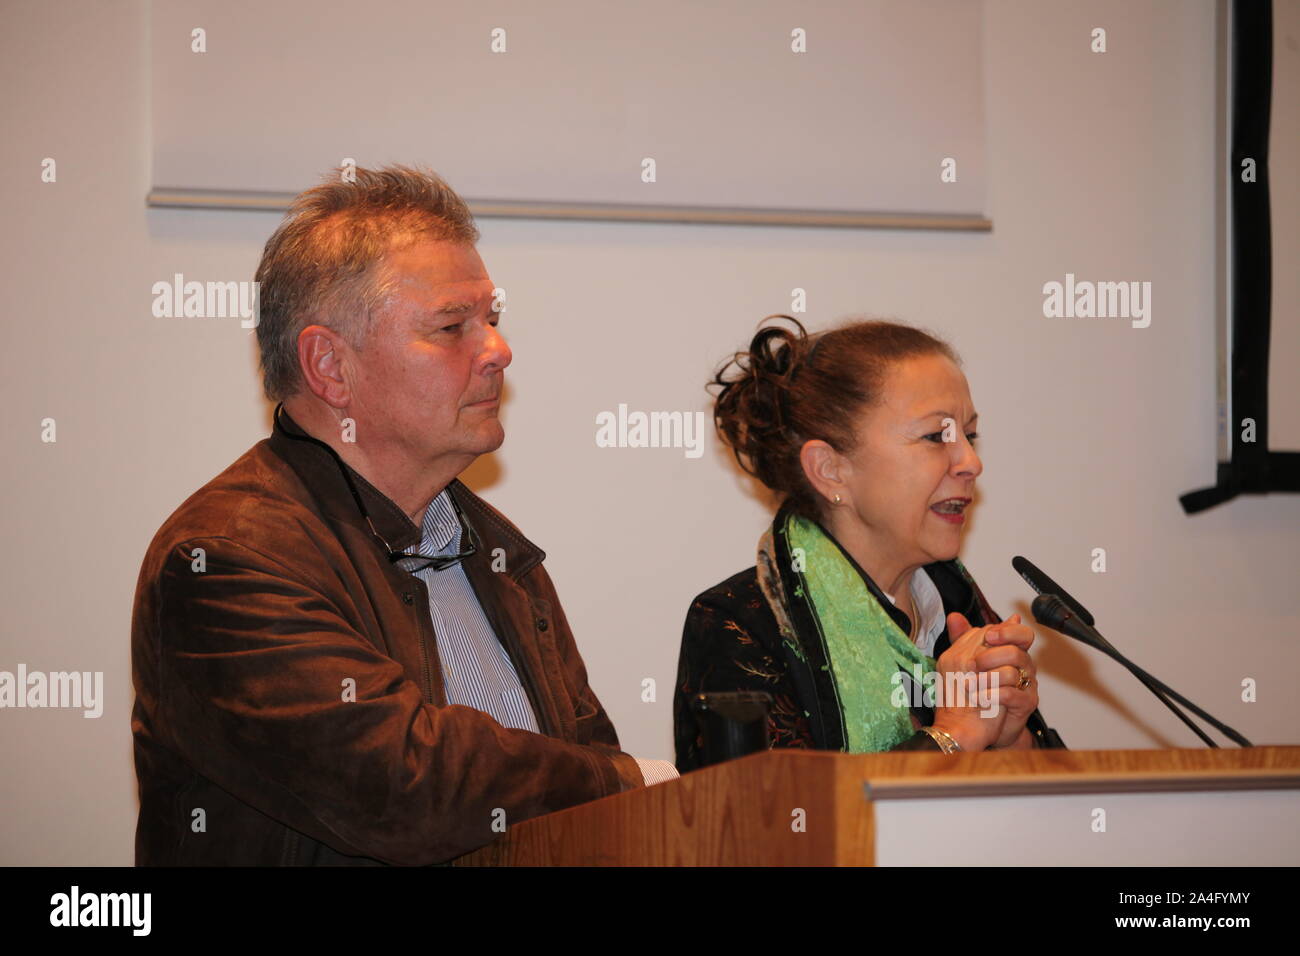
[272,403,479,573]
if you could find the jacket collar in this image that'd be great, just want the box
[267,404,544,580]
[923,560,980,622]
[269,404,422,552]
[446,481,545,581]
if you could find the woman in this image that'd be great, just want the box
[674,316,1064,771]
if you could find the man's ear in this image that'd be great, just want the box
[296,325,351,408]
[799,439,849,509]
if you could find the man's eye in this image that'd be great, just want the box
[440,323,463,333]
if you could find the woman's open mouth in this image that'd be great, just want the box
[929,497,971,524]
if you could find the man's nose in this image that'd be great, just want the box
[481,322,512,371]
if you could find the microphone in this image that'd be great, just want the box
[1014,554,1215,745]
[1012,555,1096,628]
[1031,592,1253,748]
[1029,594,1105,650]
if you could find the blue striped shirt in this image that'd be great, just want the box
[400,490,540,732]
[400,490,679,787]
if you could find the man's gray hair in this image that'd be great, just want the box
[254,164,480,402]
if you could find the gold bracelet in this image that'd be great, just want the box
[921,726,962,754]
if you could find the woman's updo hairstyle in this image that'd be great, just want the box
[711,315,961,520]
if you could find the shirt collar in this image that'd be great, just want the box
[881,568,946,655]
[418,489,462,556]
[909,568,947,656]
[268,404,547,580]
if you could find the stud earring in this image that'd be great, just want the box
[833,494,842,505]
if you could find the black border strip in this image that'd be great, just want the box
[1181,0,1300,513]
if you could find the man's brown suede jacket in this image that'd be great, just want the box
[130,408,645,866]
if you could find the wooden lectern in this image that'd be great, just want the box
[457,746,1300,866]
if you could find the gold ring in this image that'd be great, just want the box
[1016,667,1031,690]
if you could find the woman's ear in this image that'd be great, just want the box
[800,439,848,508]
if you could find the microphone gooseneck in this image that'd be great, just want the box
[1028,589,1253,748]
[1016,556,1220,746]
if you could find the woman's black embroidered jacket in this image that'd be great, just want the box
[673,531,1066,772]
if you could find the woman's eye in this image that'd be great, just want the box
[966,432,979,443]
[923,431,979,443]
[440,323,463,333]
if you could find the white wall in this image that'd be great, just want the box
[2,0,1296,865]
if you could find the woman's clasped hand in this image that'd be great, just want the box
[931,612,1039,750]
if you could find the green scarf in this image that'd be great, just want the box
[757,510,936,752]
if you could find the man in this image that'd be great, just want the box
[131,165,676,866]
